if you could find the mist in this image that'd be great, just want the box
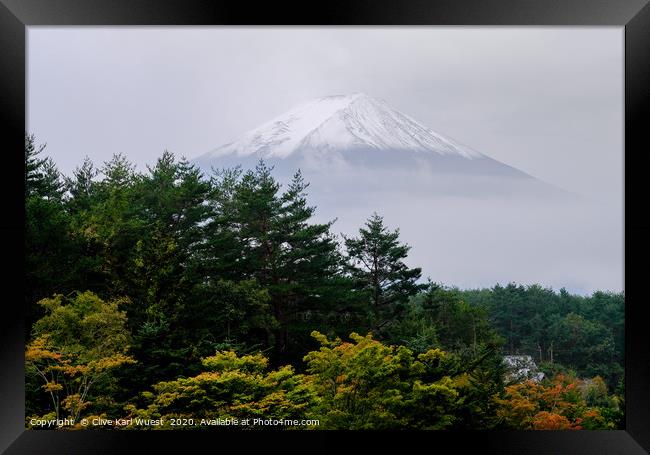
[198,157,623,295]
[307,183,622,295]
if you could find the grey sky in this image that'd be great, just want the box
[28,27,622,199]
[27,27,623,294]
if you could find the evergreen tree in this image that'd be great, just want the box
[198,166,246,282]
[62,156,107,297]
[87,154,142,299]
[25,134,75,330]
[25,133,47,199]
[126,152,211,339]
[257,164,343,359]
[203,161,349,362]
[344,213,424,336]
[65,156,98,213]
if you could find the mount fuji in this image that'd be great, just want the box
[193,93,557,197]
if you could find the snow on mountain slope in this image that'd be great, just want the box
[191,93,565,200]
[204,93,484,160]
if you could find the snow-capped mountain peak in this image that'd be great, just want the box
[206,93,484,160]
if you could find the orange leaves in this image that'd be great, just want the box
[25,337,62,363]
[42,381,63,393]
[496,374,611,430]
[495,381,541,429]
[531,411,576,430]
[57,363,88,377]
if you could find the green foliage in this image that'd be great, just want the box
[25,133,64,200]
[125,350,317,429]
[460,284,624,390]
[127,333,463,430]
[549,313,617,381]
[25,292,135,426]
[200,162,353,363]
[25,134,80,330]
[303,331,459,429]
[392,283,503,354]
[343,213,424,336]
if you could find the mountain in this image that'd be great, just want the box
[193,93,557,197]
[206,93,483,159]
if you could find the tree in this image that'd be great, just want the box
[132,152,211,317]
[81,154,143,300]
[24,138,626,428]
[343,213,424,335]
[203,161,350,363]
[451,357,505,429]
[303,331,459,429]
[385,283,502,356]
[25,292,135,426]
[125,332,465,430]
[124,350,317,429]
[65,156,98,213]
[549,313,616,381]
[25,134,77,331]
[385,284,506,430]
[459,285,624,391]
[159,278,273,378]
[25,133,49,199]
[198,166,246,282]
[495,374,613,430]
[424,283,500,352]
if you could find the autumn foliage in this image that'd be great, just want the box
[495,374,612,430]
[25,292,135,427]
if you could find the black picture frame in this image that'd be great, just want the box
[1,0,648,453]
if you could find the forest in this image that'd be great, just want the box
[25,134,624,430]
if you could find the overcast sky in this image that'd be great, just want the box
[27,28,623,294]
[28,27,622,199]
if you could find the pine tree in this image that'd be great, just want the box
[344,213,424,336]
[25,133,47,199]
[271,169,345,359]
[65,156,98,213]
[199,166,245,281]
[203,161,348,362]
[129,151,211,319]
[25,134,75,331]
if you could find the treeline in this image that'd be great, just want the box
[25,134,624,429]
[458,285,624,388]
